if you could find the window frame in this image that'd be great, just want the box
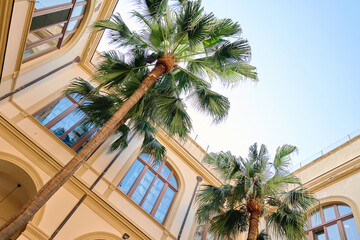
[23,0,88,62]
[119,154,178,224]
[32,94,98,152]
[308,204,357,240]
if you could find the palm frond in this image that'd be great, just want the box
[209,208,248,239]
[273,145,298,174]
[65,78,95,99]
[108,124,130,152]
[203,151,241,180]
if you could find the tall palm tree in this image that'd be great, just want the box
[0,0,257,238]
[196,143,317,240]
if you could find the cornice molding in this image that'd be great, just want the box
[0,116,152,239]
[293,134,360,175]
[155,128,221,186]
[22,222,49,240]
[302,154,360,192]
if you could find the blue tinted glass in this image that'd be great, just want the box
[131,170,155,204]
[35,0,72,10]
[338,205,352,216]
[61,124,93,147]
[160,165,171,179]
[152,162,161,171]
[49,110,84,137]
[326,224,341,240]
[76,128,98,153]
[35,97,73,125]
[142,178,164,213]
[67,20,80,31]
[343,217,360,240]
[154,188,175,223]
[70,93,83,102]
[119,161,144,194]
[323,206,336,222]
[314,230,326,240]
[139,153,152,162]
[70,5,85,18]
[311,211,322,227]
[170,175,178,188]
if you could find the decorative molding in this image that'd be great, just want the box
[0,0,14,81]
[156,128,222,186]
[0,116,153,240]
[302,155,360,192]
[22,222,49,240]
[293,134,360,175]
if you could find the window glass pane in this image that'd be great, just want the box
[131,170,155,204]
[61,124,93,147]
[35,0,72,10]
[49,110,84,137]
[326,224,341,240]
[24,39,59,60]
[70,5,85,18]
[152,163,161,171]
[61,33,74,46]
[313,228,326,240]
[323,206,336,222]
[29,23,64,39]
[170,175,178,188]
[24,49,35,57]
[139,153,152,162]
[311,211,322,227]
[338,205,352,216]
[119,161,144,194]
[142,178,164,213]
[343,217,360,240]
[66,19,80,32]
[154,188,175,223]
[30,9,71,30]
[75,128,98,152]
[35,97,73,125]
[160,165,171,179]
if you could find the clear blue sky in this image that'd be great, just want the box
[98,0,360,168]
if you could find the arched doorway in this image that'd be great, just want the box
[0,160,38,239]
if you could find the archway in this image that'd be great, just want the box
[0,159,38,239]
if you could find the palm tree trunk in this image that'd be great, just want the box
[247,211,260,240]
[0,57,171,239]
[246,198,262,240]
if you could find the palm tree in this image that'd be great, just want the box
[0,0,257,238]
[196,144,317,240]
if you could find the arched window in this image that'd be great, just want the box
[308,203,360,240]
[23,0,88,62]
[33,94,98,152]
[119,153,178,224]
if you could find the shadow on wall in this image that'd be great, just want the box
[0,159,38,239]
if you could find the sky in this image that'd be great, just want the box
[97,0,360,170]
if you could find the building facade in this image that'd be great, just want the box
[0,0,359,240]
[0,0,222,239]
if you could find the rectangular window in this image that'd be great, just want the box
[33,95,97,152]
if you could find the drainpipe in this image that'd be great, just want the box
[49,133,135,240]
[177,176,202,240]
[0,56,80,101]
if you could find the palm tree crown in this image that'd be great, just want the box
[93,0,258,128]
[0,1,257,238]
[196,143,317,240]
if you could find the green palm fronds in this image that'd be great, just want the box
[196,143,318,240]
